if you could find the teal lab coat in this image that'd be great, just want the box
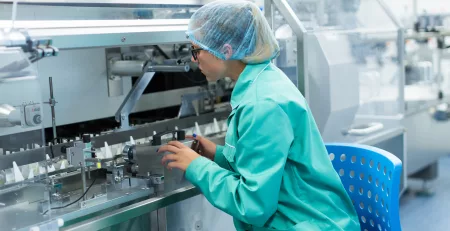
[185,62,361,231]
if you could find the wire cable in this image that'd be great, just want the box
[42,177,97,215]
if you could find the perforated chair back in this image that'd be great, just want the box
[326,143,402,231]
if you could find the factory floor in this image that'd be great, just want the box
[400,155,450,230]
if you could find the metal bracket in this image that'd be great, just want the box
[113,61,190,130]
[115,71,156,130]
[178,91,208,118]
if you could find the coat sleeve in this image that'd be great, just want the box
[213,145,230,170]
[185,100,294,227]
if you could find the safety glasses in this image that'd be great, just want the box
[191,46,203,61]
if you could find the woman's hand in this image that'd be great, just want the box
[159,141,201,171]
[186,134,217,161]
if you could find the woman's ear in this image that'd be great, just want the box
[222,44,233,60]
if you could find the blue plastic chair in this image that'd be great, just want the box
[326,143,402,231]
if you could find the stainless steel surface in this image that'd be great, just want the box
[0,0,204,7]
[305,32,360,139]
[62,186,201,231]
[0,20,190,49]
[403,105,450,175]
[115,71,155,130]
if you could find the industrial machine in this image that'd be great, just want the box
[1,0,448,230]
[0,1,237,230]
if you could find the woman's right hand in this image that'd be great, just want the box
[186,134,217,161]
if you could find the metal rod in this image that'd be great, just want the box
[81,166,87,201]
[377,0,404,28]
[272,0,307,40]
[49,77,57,141]
[398,29,406,115]
[146,64,190,73]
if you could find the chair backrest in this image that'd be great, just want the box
[325,143,402,231]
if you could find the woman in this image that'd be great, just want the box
[159,1,360,230]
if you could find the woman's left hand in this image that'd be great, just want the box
[159,141,201,171]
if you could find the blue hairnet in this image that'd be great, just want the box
[186,0,280,64]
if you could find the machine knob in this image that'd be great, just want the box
[33,114,41,124]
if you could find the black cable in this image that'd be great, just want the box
[42,177,97,215]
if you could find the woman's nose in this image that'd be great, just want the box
[191,55,198,63]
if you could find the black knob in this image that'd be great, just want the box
[83,134,91,143]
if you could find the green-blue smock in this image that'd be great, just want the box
[185,61,361,231]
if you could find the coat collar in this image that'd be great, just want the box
[230,61,270,110]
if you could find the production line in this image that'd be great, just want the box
[1,0,450,230]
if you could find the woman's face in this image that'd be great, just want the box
[191,44,226,82]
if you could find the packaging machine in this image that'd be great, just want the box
[0,1,236,230]
[2,0,448,230]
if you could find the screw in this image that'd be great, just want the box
[121,37,126,42]
[195,221,202,230]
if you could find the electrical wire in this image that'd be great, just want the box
[42,177,97,215]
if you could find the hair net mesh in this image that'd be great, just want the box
[186,0,280,64]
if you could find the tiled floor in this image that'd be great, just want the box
[400,156,450,230]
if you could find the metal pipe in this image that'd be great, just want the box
[110,60,147,76]
[81,166,87,201]
[146,64,190,73]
